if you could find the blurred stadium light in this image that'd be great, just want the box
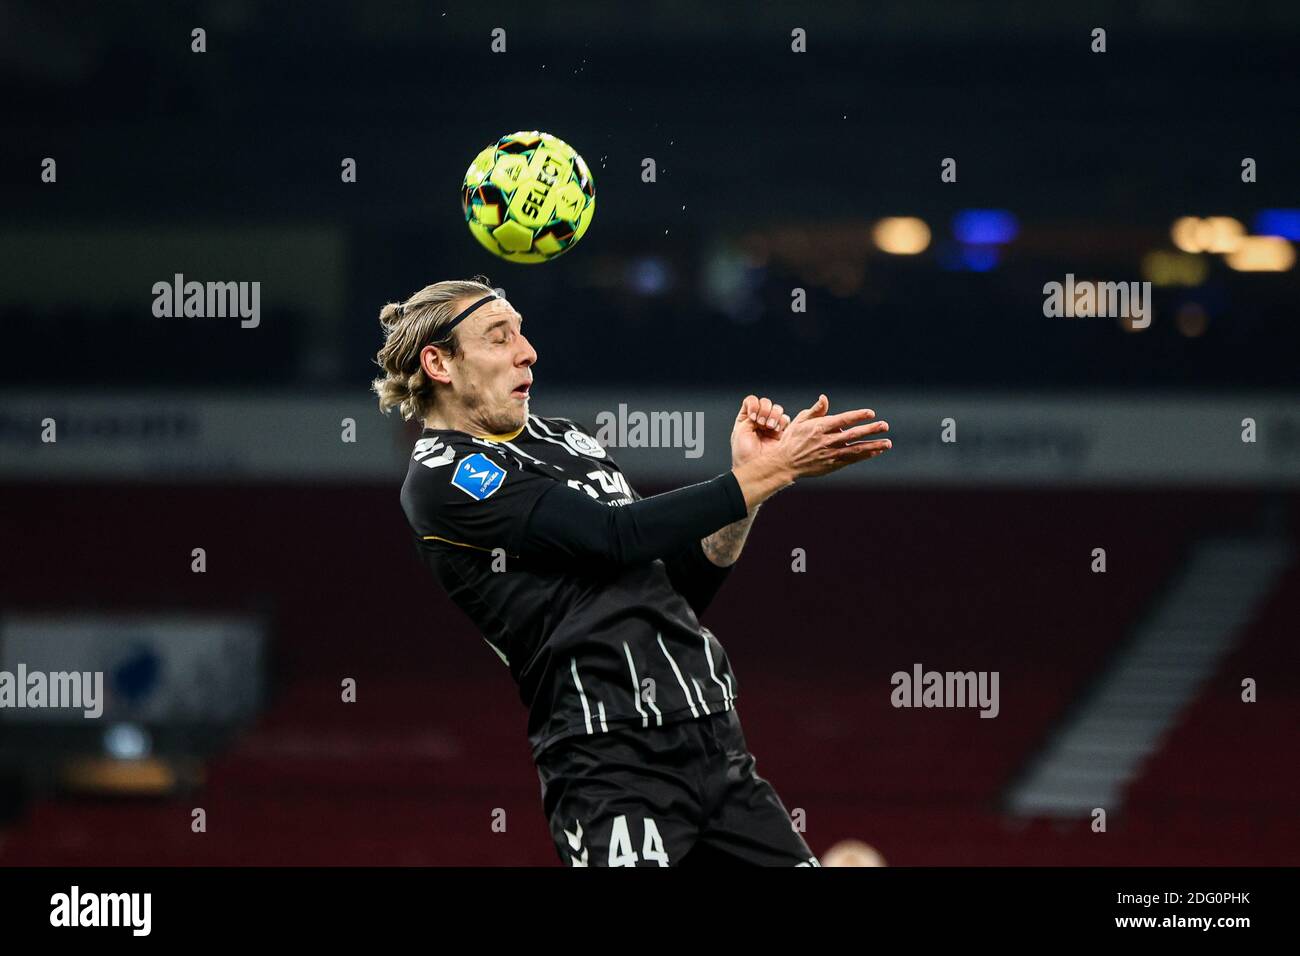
[1225,236,1296,271]
[872,217,931,255]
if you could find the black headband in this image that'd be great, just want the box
[441,287,506,340]
[407,287,505,344]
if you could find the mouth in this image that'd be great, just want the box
[510,381,532,400]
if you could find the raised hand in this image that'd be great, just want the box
[777,393,891,478]
[730,394,791,468]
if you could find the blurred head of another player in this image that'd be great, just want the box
[821,839,888,867]
[372,277,537,437]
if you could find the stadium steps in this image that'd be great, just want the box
[1004,537,1293,818]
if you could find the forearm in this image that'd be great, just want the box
[664,538,733,614]
[701,504,760,567]
[520,471,748,565]
[702,453,791,566]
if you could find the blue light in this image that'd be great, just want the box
[104,723,151,760]
[936,242,1000,272]
[1252,209,1300,240]
[960,244,1000,271]
[952,209,1019,245]
[626,257,673,296]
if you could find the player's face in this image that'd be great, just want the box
[446,296,537,435]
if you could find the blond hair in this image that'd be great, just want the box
[371,276,496,422]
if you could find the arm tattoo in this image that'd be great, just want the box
[701,504,761,568]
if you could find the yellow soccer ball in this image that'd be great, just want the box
[461,130,596,263]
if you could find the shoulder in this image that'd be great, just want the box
[399,430,562,546]
[407,430,523,474]
[551,414,587,433]
[526,412,613,463]
[401,432,532,511]
[528,412,589,437]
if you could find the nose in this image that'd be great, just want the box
[518,331,538,368]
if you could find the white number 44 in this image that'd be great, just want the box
[608,814,669,867]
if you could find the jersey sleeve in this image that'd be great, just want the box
[662,538,733,617]
[518,471,747,567]
[406,445,556,557]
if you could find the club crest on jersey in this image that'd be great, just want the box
[450,453,506,501]
[564,428,606,459]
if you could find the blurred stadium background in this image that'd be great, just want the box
[1,0,1297,865]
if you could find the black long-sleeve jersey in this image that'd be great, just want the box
[400,412,750,758]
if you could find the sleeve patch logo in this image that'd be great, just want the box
[451,452,506,501]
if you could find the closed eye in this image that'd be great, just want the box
[486,316,522,344]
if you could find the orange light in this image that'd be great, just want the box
[872,217,930,255]
[1203,217,1245,253]
[1170,216,1245,253]
[1171,217,1202,253]
[1225,236,1295,271]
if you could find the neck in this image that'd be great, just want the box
[423,410,525,442]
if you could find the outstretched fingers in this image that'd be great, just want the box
[832,439,892,463]
[827,419,889,446]
[819,407,877,432]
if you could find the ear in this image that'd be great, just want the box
[420,344,453,384]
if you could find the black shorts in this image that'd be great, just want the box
[536,707,819,867]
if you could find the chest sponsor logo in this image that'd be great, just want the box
[450,452,506,501]
[563,428,607,459]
